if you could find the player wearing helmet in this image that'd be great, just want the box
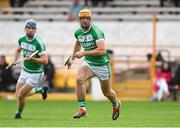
[66,9,121,120]
[11,19,48,119]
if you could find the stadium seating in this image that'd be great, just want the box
[66,69,77,89]
[52,68,91,92]
[1,0,180,21]
[53,68,67,89]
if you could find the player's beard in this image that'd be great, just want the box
[81,22,91,31]
[26,33,35,40]
[81,25,89,30]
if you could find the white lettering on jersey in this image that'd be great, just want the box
[78,35,93,42]
[82,41,96,48]
[21,42,36,51]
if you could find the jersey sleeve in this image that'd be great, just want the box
[74,28,82,40]
[74,31,78,39]
[93,27,105,43]
[37,38,46,55]
[18,38,21,47]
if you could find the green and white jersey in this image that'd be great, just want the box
[74,24,110,66]
[18,35,46,73]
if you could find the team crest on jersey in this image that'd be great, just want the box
[21,42,36,51]
[78,35,93,42]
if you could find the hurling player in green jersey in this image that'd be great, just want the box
[11,19,48,119]
[66,9,121,120]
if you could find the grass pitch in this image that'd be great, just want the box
[0,99,180,127]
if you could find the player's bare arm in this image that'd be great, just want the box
[65,40,81,69]
[72,40,81,60]
[26,53,48,64]
[12,46,21,64]
[75,40,106,58]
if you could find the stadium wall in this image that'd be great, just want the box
[0,21,180,46]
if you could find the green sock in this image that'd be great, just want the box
[35,87,43,93]
[78,99,86,109]
[112,100,118,107]
[16,109,23,114]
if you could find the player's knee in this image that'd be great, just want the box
[76,77,84,86]
[17,92,24,99]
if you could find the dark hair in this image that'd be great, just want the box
[161,61,171,72]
